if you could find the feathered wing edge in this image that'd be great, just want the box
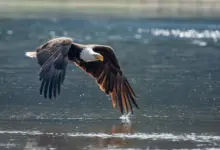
[34,40,71,99]
[38,51,68,99]
[96,64,139,114]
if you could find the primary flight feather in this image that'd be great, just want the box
[25,37,139,114]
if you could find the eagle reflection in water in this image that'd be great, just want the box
[24,123,135,150]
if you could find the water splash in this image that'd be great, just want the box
[119,113,132,123]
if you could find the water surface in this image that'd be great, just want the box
[0,16,220,149]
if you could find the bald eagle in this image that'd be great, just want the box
[25,37,138,114]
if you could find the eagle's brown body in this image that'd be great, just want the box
[26,37,138,114]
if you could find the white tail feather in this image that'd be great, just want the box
[25,52,36,58]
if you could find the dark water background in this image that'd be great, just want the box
[0,16,220,150]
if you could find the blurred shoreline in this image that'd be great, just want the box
[0,0,220,19]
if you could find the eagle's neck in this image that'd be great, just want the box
[68,44,100,63]
[68,44,82,61]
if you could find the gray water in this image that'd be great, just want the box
[0,16,220,150]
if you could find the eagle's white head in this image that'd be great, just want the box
[80,47,104,62]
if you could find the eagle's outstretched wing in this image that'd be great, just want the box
[74,45,138,114]
[35,38,72,99]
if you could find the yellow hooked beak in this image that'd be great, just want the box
[95,54,104,61]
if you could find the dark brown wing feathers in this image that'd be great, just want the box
[116,73,123,113]
[36,38,72,99]
[111,88,117,108]
[75,45,138,114]
[121,76,128,113]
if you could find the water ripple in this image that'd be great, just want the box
[0,130,219,144]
